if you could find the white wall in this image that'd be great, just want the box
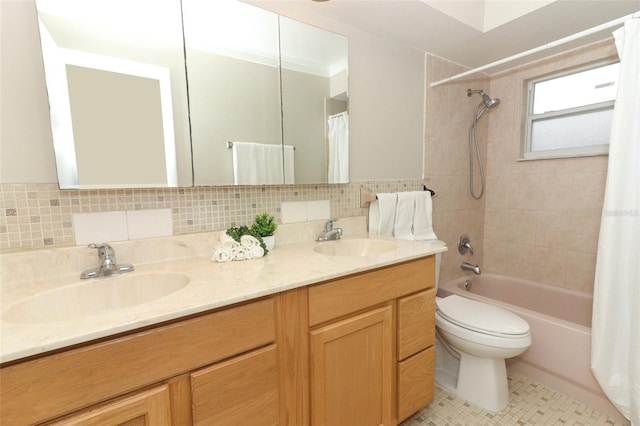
[0,0,426,185]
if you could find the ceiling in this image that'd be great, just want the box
[248,0,640,73]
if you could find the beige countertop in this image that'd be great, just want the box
[0,219,446,363]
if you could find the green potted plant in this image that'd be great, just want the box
[251,212,277,250]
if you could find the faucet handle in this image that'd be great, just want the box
[88,242,111,249]
[88,243,115,259]
[458,234,474,256]
[324,218,339,231]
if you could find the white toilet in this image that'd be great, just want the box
[433,250,531,412]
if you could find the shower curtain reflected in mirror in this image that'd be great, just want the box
[591,16,640,426]
[328,111,349,184]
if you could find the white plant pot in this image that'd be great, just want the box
[263,235,275,251]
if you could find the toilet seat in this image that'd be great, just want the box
[437,295,530,338]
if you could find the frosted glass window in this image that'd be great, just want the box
[524,61,618,159]
[530,108,614,152]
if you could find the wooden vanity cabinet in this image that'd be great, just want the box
[307,256,436,426]
[0,297,277,426]
[1,255,437,426]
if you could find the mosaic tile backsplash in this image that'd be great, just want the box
[0,180,424,252]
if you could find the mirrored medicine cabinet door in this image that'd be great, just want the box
[35,0,192,189]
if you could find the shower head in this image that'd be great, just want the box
[467,88,500,109]
[481,92,500,109]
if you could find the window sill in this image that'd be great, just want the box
[519,145,609,161]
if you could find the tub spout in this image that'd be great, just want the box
[461,262,481,275]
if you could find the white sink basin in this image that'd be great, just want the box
[314,239,398,257]
[2,272,189,324]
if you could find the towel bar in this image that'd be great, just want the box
[227,141,295,150]
[360,187,377,208]
[360,185,436,208]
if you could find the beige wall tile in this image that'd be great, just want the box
[570,171,607,212]
[565,251,597,293]
[486,140,515,177]
[535,210,571,249]
[570,155,609,173]
[533,246,567,287]
[484,208,509,241]
[508,174,541,210]
[485,175,510,209]
[505,242,536,280]
[483,238,507,274]
[507,209,537,245]
[566,211,601,254]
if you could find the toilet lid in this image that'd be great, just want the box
[437,295,530,337]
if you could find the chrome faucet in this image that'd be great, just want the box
[461,262,481,275]
[80,243,134,279]
[317,219,343,241]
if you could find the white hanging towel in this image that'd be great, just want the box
[413,191,438,240]
[368,193,397,236]
[394,192,416,240]
[232,142,284,185]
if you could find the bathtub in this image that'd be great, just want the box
[438,274,626,422]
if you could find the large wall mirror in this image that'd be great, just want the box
[36,0,348,188]
[35,0,192,189]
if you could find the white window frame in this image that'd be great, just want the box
[522,60,618,161]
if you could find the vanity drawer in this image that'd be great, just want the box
[398,288,436,361]
[191,344,279,426]
[308,256,435,326]
[0,297,275,425]
[397,346,435,422]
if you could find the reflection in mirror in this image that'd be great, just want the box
[186,0,349,185]
[35,0,192,189]
[185,0,283,186]
[279,16,349,184]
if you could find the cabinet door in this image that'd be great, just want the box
[191,344,279,426]
[310,305,393,426]
[47,384,171,425]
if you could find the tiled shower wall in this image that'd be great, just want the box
[424,54,489,283]
[425,38,615,294]
[483,39,616,294]
[0,180,423,252]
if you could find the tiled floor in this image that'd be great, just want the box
[400,371,628,426]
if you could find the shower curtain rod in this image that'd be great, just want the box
[429,11,638,88]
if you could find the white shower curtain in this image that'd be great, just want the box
[328,112,349,184]
[591,16,640,425]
